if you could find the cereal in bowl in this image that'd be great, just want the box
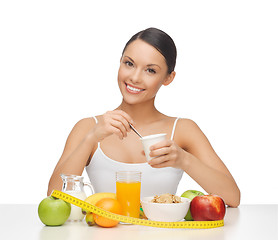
[151,193,182,203]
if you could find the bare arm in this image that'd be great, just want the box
[47,110,134,196]
[181,120,240,207]
[149,119,240,207]
[47,118,98,196]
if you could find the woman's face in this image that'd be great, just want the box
[118,39,174,105]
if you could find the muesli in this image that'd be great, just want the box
[151,193,182,203]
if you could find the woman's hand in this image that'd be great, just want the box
[91,110,134,141]
[148,139,186,169]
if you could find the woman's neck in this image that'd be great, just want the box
[116,99,164,125]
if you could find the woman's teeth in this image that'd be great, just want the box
[126,84,144,93]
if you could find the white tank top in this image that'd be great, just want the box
[86,117,183,198]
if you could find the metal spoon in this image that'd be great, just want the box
[129,123,143,138]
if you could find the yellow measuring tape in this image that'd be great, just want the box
[51,190,224,229]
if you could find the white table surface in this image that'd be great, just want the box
[0,204,277,240]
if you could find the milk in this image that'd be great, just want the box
[64,191,87,221]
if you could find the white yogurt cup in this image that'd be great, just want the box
[141,133,167,161]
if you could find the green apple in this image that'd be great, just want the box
[38,196,71,226]
[181,190,205,221]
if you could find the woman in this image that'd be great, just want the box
[48,28,240,207]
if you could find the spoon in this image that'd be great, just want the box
[129,123,143,138]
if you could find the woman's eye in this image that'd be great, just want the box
[147,68,156,74]
[124,61,133,67]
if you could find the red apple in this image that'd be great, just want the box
[181,190,204,220]
[190,195,226,221]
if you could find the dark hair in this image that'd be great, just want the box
[122,28,177,74]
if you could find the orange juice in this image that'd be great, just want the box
[116,181,141,218]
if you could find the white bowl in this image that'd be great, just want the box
[141,196,191,222]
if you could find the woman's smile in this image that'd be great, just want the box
[125,82,145,94]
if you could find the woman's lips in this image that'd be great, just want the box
[125,83,145,94]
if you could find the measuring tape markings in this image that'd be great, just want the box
[51,190,224,229]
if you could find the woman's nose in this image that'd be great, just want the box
[130,69,142,84]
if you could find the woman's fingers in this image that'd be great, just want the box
[149,140,172,157]
[113,110,134,125]
[150,161,172,168]
[110,119,128,139]
[111,115,131,134]
[150,140,172,151]
[148,155,172,168]
[148,140,182,169]
[104,110,134,139]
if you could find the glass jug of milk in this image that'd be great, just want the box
[61,174,94,221]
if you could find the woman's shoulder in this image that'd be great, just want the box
[175,118,204,147]
[176,118,205,135]
[160,116,198,131]
[177,118,199,128]
[71,116,98,133]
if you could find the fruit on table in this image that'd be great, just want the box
[181,190,204,221]
[86,212,95,226]
[82,192,117,215]
[139,207,147,219]
[190,195,226,221]
[38,196,71,226]
[93,198,123,228]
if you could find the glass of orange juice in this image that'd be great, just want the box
[116,171,141,218]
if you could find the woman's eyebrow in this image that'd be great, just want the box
[123,56,134,62]
[147,64,161,69]
[123,56,161,69]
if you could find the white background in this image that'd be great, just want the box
[0,0,277,204]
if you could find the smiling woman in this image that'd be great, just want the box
[47,27,240,207]
[117,38,176,106]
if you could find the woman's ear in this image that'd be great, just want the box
[163,71,176,86]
